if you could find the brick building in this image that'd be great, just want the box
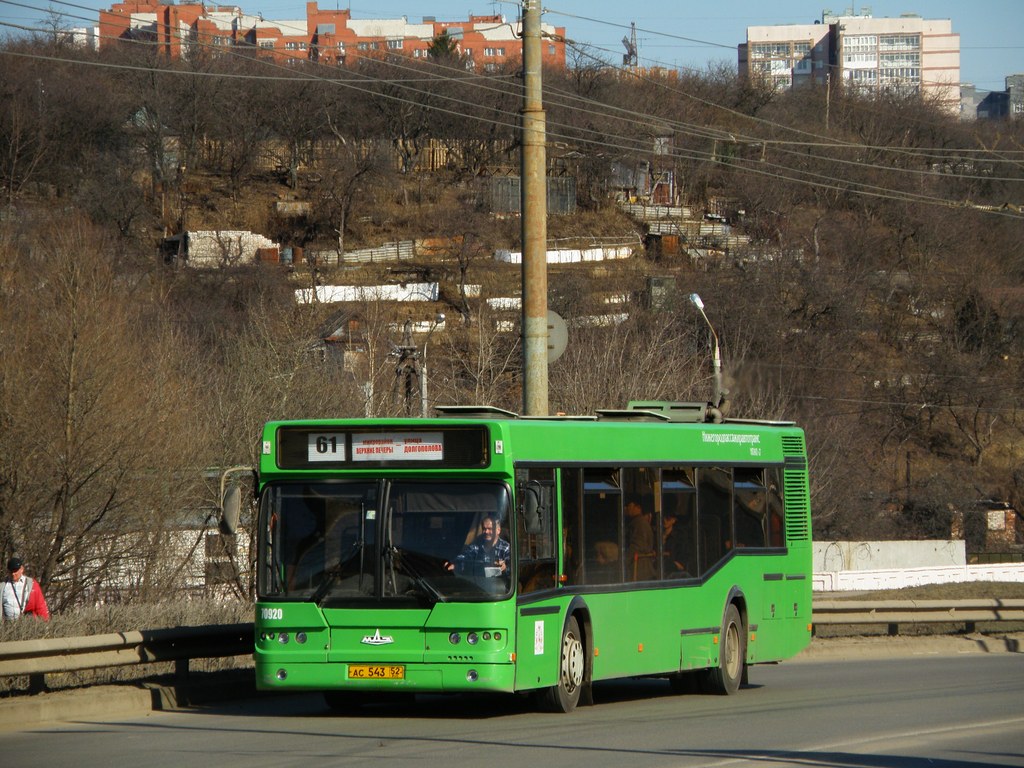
[98,2,565,69]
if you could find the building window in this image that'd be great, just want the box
[258,40,274,49]
[387,39,403,49]
[484,47,505,57]
[879,34,920,51]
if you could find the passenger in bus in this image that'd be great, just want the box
[625,495,657,581]
[562,526,581,585]
[661,511,689,576]
[446,516,511,576]
[588,541,619,583]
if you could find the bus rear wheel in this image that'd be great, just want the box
[702,603,745,695]
[544,615,585,713]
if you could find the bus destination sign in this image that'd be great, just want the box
[352,432,444,461]
[275,425,488,469]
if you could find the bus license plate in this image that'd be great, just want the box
[348,664,405,680]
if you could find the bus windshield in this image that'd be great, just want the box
[258,480,512,604]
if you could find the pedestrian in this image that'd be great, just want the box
[2,556,50,622]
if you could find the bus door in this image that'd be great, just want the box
[512,466,560,691]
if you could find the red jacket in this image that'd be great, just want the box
[22,578,50,621]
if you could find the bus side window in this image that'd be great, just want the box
[734,468,767,548]
[697,467,732,570]
[661,467,696,578]
[560,468,582,587]
[766,468,785,547]
[516,467,557,594]
[582,468,622,584]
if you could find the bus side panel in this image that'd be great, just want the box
[514,601,564,691]
[586,590,685,680]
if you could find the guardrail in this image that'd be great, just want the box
[2,600,1023,691]
[813,598,1024,636]
[0,623,252,693]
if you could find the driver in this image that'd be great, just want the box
[446,516,511,575]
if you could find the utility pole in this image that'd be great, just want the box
[521,0,548,416]
[393,320,422,417]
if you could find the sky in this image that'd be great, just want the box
[1,0,1021,92]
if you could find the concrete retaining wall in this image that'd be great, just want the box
[814,540,966,572]
[813,563,1024,591]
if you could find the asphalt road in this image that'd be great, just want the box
[2,647,1022,768]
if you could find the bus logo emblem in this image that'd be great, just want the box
[361,629,394,645]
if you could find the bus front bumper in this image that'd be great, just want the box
[255,659,517,694]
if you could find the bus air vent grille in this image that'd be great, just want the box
[783,469,810,541]
[780,435,806,457]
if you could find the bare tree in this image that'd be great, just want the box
[0,218,208,607]
[313,139,389,258]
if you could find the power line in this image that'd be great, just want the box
[1,7,1022,219]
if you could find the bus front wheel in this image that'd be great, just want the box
[544,615,585,713]
[702,603,745,695]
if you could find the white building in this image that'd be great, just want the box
[739,10,960,115]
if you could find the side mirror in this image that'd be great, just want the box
[219,465,254,535]
[522,482,546,535]
[221,484,241,535]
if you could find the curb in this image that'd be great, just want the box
[794,632,1024,661]
[0,672,258,732]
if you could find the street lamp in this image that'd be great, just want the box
[689,293,723,411]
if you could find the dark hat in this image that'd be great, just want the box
[7,556,23,572]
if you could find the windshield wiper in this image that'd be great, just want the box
[393,547,446,603]
[312,541,362,605]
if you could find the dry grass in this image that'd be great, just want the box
[823,581,1024,601]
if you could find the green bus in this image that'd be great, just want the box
[246,400,812,712]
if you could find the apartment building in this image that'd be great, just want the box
[739,10,960,114]
[98,1,566,69]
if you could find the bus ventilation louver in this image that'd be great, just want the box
[783,469,810,541]
[780,435,806,456]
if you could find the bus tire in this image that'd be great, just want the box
[702,603,745,695]
[544,615,585,713]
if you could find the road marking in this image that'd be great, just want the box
[700,716,1024,768]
